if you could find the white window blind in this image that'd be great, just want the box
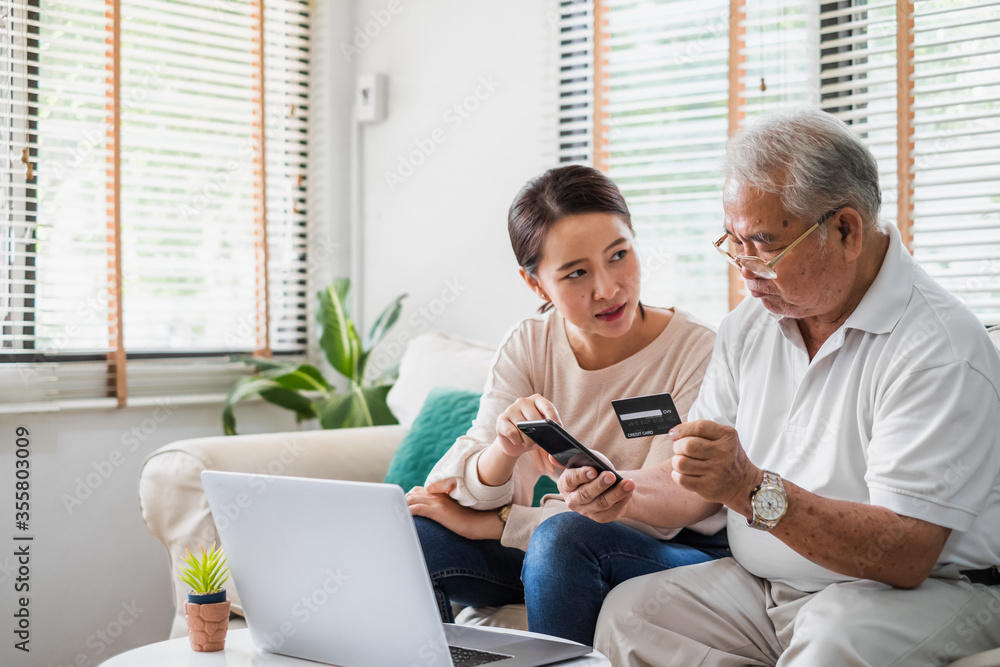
[591,0,815,324]
[740,1,819,122]
[820,0,1000,324]
[910,1,1000,321]
[731,1,819,305]
[579,0,998,323]
[263,0,310,355]
[819,1,900,229]
[1,1,44,357]
[557,0,595,165]
[0,0,310,408]
[597,0,733,324]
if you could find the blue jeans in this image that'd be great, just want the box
[413,513,728,645]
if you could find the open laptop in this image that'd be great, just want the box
[201,471,593,667]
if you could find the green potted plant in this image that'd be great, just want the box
[179,543,231,652]
[223,277,407,434]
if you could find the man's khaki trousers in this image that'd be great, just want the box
[594,558,1000,666]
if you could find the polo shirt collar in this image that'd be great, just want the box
[841,222,912,335]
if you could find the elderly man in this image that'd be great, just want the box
[574,109,1000,665]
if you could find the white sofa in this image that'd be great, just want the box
[139,332,528,640]
[138,330,1000,665]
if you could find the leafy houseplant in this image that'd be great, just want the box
[223,278,406,435]
[180,543,231,652]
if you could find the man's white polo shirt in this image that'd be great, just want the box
[690,223,1000,592]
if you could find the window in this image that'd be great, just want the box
[911,2,1000,321]
[0,0,309,408]
[820,0,1000,323]
[568,0,1000,324]
[564,0,815,324]
[557,0,595,165]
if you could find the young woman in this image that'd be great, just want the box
[406,165,728,645]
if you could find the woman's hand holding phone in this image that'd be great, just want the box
[495,394,562,458]
[477,394,562,487]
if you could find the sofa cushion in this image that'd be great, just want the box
[950,648,1000,667]
[384,386,483,491]
[455,604,528,631]
[387,332,496,429]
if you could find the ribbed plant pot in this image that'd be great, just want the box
[185,591,230,652]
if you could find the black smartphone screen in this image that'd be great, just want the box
[516,419,623,485]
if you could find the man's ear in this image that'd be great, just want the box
[519,267,546,300]
[836,207,865,262]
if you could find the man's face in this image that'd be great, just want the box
[723,181,850,320]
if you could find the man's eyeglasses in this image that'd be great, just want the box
[713,208,841,280]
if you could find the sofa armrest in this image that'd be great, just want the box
[138,425,407,638]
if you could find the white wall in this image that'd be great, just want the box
[354,0,559,351]
[0,2,557,664]
[0,402,300,667]
[0,0,357,664]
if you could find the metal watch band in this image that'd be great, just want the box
[747,470,786,531]
[497,504,511,525]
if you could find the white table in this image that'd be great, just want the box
[103,628,611,666]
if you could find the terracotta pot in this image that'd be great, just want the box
[185,599,231,652]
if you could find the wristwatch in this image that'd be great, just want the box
[497,504,511,525]
[747,470,787,531]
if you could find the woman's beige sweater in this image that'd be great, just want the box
[425,307,722,551]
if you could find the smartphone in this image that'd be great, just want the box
[516,419,623,486]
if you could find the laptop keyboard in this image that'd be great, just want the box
[449,644,513,666]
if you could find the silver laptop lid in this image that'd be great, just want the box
[201,471,452,667]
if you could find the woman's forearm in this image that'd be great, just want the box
[476,439,522,487]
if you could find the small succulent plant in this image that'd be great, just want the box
[179,543,230,595]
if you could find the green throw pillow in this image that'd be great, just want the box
[384,387,483,493]
[532,475,559,506]
[383,386,560,508]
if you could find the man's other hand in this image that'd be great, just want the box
[669,420,760,510]
[557,452,635,522]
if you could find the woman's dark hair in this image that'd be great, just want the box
[508,165,642,315]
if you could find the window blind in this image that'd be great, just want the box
[819,1,900,230]
[910,0,1000,322]
[596,0,733,324]
[732,0,819,306]
[820,0,1000,324]
[263,0,310,355]
[0,0,310,407]
[591,0,815,323]
[739,1,819,122]
[557,0,595,165]
[582,0,998,323]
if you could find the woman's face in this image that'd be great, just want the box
[524,212,641,340]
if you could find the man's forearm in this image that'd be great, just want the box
[727,477,951,588]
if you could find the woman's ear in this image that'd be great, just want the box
[519,267,548,301]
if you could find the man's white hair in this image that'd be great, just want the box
[725,108,883,239]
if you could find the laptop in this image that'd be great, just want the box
[200,471,593,667]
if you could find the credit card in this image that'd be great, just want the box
[611,392,681,439]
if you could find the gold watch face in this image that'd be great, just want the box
[754,487,787,522]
